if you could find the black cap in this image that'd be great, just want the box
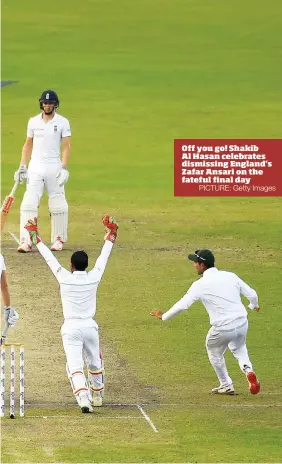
[188,249,215,268]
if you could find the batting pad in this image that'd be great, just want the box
[66,364,88,397]
[88,368,104,393]
[20,210,37,244]
[51,212,68,242]
[49,194,68,242]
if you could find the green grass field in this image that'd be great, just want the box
[1,0,282,462]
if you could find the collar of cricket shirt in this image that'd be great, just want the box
[72,271,87,274]
[41,113,57,124]
[203,267,218,277]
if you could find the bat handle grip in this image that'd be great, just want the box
[10,181,19,197]
[1,323,10,345]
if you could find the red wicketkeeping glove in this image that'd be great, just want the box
[102,215,118,243]
[24,217,41,245]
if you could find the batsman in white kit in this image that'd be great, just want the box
[151,249,261,395]
[24,215,119,413]
[14,89,71,253]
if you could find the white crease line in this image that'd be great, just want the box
[24,415,142,420]
[137,404,158,433]
[148,403,282,408]
[25,402,282,409]
[25,402,141,407]
[8,231,20,245]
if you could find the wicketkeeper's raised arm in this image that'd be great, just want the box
[24,218,67,281]
[89,216,118,283]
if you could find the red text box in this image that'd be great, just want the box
[174,139,282,196]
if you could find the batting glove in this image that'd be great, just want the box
[14,165,27,184]
[4,306,19,326]
[8,308,20,326]
[102,215,118,243]
[24,217,41,245]
[56,166,69,187]
[4,306,11,323]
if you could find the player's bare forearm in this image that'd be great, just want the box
[61,137,71,167]
[1,287,10,307]
[1,273,11,307]
[20,138,33,165]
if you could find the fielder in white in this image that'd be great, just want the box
[14,89,71,253]
[24,215,118,413]
[151,249,260,395]
[1,253,20,344]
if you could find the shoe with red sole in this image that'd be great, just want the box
[247,371,260,395]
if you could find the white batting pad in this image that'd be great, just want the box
[51,212,68,242]
[66,364,89,405]
[88,358,105,394]
[49,194,68,242]
[20,210,37,244]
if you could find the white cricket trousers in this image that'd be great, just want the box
[20,160,68,243]
[61,322,104,398]
[206,319,253,386]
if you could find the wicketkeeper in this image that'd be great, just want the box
[151,249,260,395]
[25,215,118,413]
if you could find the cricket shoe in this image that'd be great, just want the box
[17,241,32,253]
[246,371,260,395]
[78,392,93,413]
[92,391,103,407]
[212,384,235,395]
[50,237,64,251]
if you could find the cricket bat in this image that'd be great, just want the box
[0,182,19,232]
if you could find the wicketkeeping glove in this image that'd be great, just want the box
[14,165,27,184]
[24,217,41,245]
[56,166,69,187]
[102,215,118,243]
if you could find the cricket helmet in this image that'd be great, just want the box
[39,90,59,109]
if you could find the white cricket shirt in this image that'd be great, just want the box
[162,267,259,329]
[36,241,113,326]
[27,113,71,163]
[0,253,6,278]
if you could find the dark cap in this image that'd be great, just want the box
[188,249,215,268]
